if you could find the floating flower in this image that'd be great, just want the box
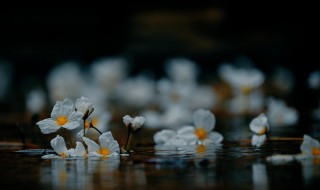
[36,98,83,134]
[153,129,188,146]
[178,109,223,145]
[300,135,320,157]
[266,97,298,127]
[42,135,74,159]
[75,96,94,118]
[250,113,269,147]
[82,132,120,158]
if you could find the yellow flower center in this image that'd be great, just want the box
[91,117,99,127]
[241,86,251,95]
[56,116,68,126]
[258,127,267,135]
[195,128,207,140]
[312,147,320,156]
[98,147,110,156]
[84,121,90,129]
[197,145,206,154]
[59,152,68,157]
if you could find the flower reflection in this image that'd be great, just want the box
[41,158,120,190]
[252,163,269,190]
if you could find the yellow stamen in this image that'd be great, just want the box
[312,147,320,156]
[257,127,267,135]
[91,117,98,127]
[241,86,251,95]
[195,128,207,140]
[197,145,206,154]
[98,147,110,156]
[59,152,68,157]
[56,116,68,126]
[84,121,90,129]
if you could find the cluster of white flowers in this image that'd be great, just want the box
[153,109,223,147]
[37,97,121,159]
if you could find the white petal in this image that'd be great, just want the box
[177,126,198,144]
[153,129,176,144]
[251,134,266,147]
[83,137,100,153]
[123,115,133,126]
[107,140,120,154]
[50,135,68,156]
[206,132,224,144]
[63,120,82,130]
[300,134,320,155]
[193,109,215,131]
[99,132,113,149]
[37,118,60,134]
[250,113,269,134]
[71,142,86,157]
[41,154,61,159]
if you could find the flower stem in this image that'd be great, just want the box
[90,123,102,135]
[124,131,134,152]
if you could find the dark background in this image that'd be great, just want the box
[0,3,318,127]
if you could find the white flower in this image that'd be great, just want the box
[177,109,223,145]
[82,132,120,158]
[115,76,156,108]
[250,113,269,135]
[26,88,46,114]
[42,135,74,159]
[122,115,145,131]
[90,57,127,91]
[153,129,188,146]
[70,142,87,158]
[250,113,269,147]
[251,134,267,147]
[266,97,298,127]
[36,98,83,134]
[75,96,94,116]
[218,63,265,95]
[165,58,198,84]
[300,135,320,157]
[47,62,85,104]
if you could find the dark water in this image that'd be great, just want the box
[1,119,320,190]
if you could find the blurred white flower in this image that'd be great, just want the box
[165,58,198,85]
[90,57,127,92]
[153,129,188,146]
[308,71,320,89]
[177,109,223,145]
[75,96,94,116]
[189,85,217,110]
[266,97,299,127]
[47,62,85,104]
[36,98,83,134]
[266,154,295,163]
[82,132,120,158]
[122,115,145,131]
[157,78,194,109]
[26,88,46,114]
[300,134,320,157]
[227,91,264,115]
[250,113,269,147]
[161,106,193,129]
[218,63,265,95]
[115,76,156,108]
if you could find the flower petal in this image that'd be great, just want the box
[251,134,266,147]
[63,121,82,130]
[83,137,100,153]
[206,131,224,144]
[36,118,60,134]
[50,135,68,156]
[193,109,215,131]
[153,129,176,145]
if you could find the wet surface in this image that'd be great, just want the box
[1,135,320,189]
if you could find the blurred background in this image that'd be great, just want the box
[0,3,318,143]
